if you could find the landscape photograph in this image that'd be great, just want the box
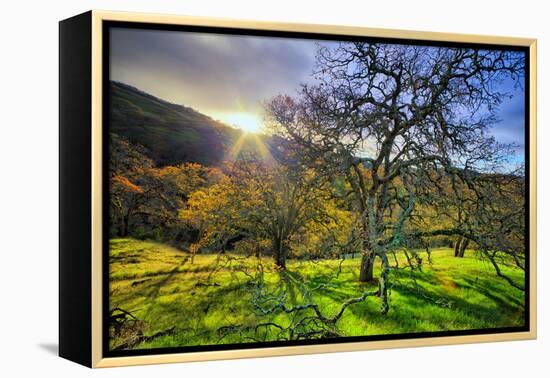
[106,26,528,352]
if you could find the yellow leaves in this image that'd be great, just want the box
[188,243,201,255]
[153,163,209,195]
[295,202,355,257]
[177,158,357,260]
[179,174,239,232]
[206,167,226,184]
[112,175,144,193]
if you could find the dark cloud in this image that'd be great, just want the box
[110,28,324,117]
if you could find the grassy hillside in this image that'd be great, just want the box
[109,81,284,166]
[109,238,525,351]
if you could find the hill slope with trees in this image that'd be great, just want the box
[109,81,284,166]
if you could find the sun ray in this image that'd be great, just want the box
[226,132,248,162]
[224,131,274,165]
[250,133,274,162]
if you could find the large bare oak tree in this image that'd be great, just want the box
[267,42,525,313]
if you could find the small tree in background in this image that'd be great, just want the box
[181,157,344,268]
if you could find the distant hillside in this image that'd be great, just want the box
[109,81,284,166]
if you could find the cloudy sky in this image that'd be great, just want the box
[109,27,525,161]
[109,27,327,132]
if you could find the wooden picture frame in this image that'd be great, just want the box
[59,10,537,368]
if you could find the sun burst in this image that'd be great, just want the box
[226,112,262,133]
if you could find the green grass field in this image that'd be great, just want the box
[109,238,525,351]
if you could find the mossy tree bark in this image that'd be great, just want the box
[359,253,375,283]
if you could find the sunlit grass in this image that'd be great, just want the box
[109,238,525,350]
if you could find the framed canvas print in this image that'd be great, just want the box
[59,10,537,368]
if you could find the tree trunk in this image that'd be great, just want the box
[359,253,375,283]
[454,236,463,257]
[276,252,287,269]
[378,253,390,314]
[273,238,288,269]
[119,213,130,237]
[458,239,469,258]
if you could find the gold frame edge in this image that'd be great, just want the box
[91,10,104,368]
[89,9,537,368]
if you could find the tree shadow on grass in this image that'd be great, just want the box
[390,276,525,330]
[114,255,192,321]
[278,270,309,306]
[145,257,190,299]
[312,265,525,335]
[409,269,524,312]
[455,276,524,309]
